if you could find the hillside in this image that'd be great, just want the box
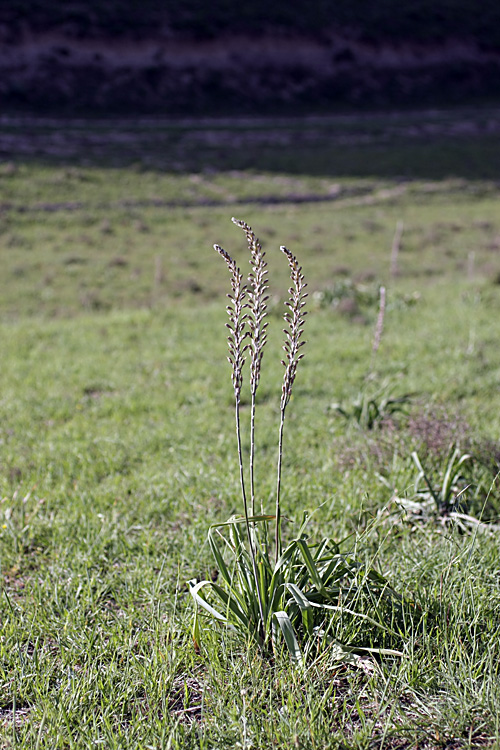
[1,1,499,112]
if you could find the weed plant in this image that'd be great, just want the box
[330,285,413,430]
[331,381,413,431]
[411,445,473,515]
[190,220,403,663]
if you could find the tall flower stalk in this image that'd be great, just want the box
[232,218,268,518]
[213,242,265,633]
[276,247,307,562]
[213,227,307,638]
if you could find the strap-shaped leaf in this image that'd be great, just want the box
[285,582,313,610]
[257,561,270,619]
[446,451,471,500]
[354,645,405,657]
[189,579,229,624]
[208,530,233,587]
[315,537,338,562]
[274,540,298,572]
[208,525,255,599]
[412,451,439,505]
[210,514,275,529]
[285,583,314,635]
[267,540,297,600]
[296,538,326,593]
[192,606,201,650]
[442,447,461,501]
[210,582,251,628]
[190,578,252,633]
[267,581,284,622]
[273,611,303,664]
[224,524,255,594]
[320,555,351,585]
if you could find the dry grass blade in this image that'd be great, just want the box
[372,285,386,358]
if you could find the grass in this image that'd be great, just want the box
[2,180,500,319]
[1,108,500,747]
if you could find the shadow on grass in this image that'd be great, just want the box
[1,108,500,182]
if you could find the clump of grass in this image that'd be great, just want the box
[331,278,415,430]
[190,219,403,662]
[331,381,413,430]
[330,286,411,431]
[411,444,473,516]
[312,278,380,320]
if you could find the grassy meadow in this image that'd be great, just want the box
[1,108,500,748]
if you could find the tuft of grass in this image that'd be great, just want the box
[332,381,414,431]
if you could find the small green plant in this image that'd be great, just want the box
[331,381,413,430]
[313,278,380,319]
[411,444,473,515]
[190,219,402,662]
[331,285,413,430]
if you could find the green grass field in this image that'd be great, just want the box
[1,109,500,748]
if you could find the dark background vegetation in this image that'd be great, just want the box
[2,0,500,45]
[1,0,500,113]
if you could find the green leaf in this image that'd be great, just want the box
[274,540,299,572]
[192,606,202,650]
[273,611,303,664]
[285,582,314,635]
[412,450,440,505]
[267,540,297,602]
[210,514,275,529]
[208,529,233,587]
[296,538,326,593]
[442,447,460,501]
[189,579,230,624]
[210,582,251,629]
[285,582,312,611]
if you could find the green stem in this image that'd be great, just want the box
[275,408,286,565]
[235,399,266,639]
[250,389,256,518]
